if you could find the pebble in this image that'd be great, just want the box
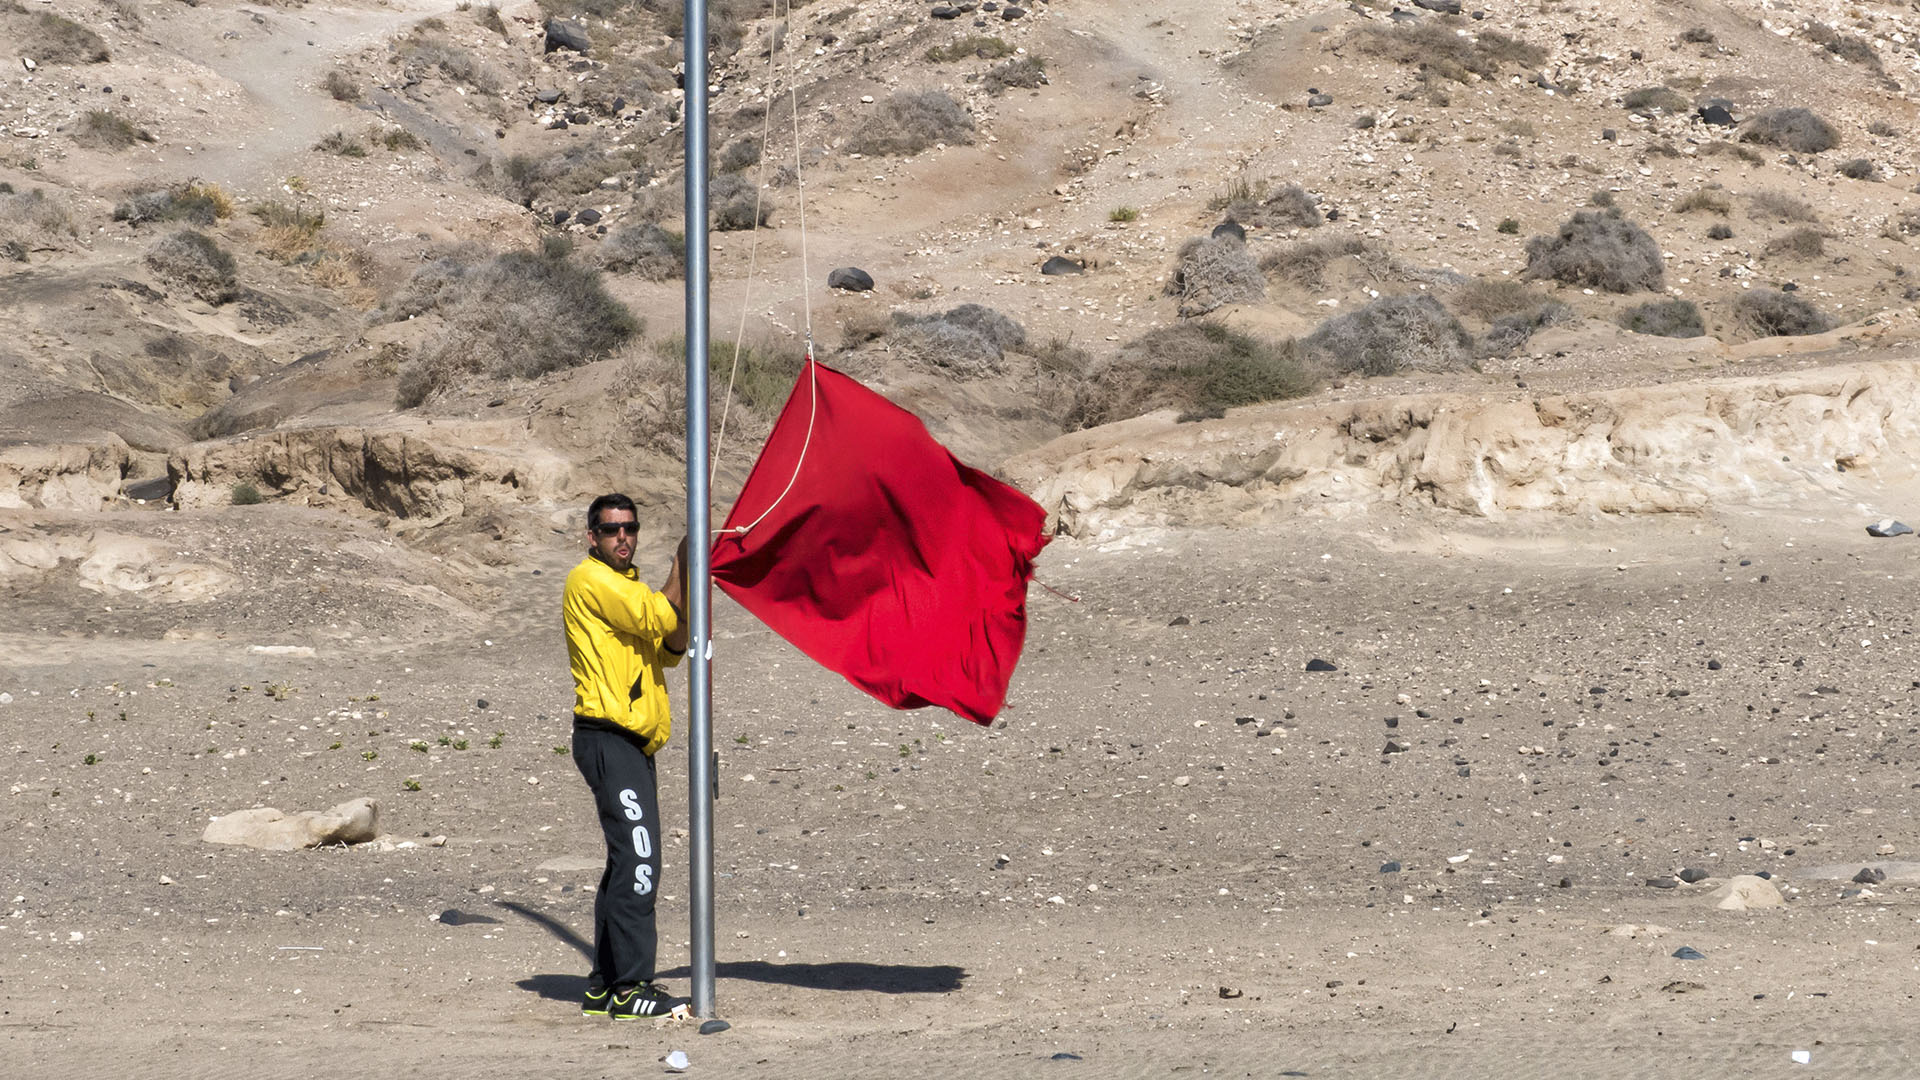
[1383,739,1410,754]
[1679,867,1709,884]
[1866,519,1913,538]
[1671,946,1705,960]
[1307,92,1334,107]
[0,693,11,706]
[1172,776,1191,787]
[1305,658,1338,672]
[1380,861,1401,873]
[1707,659,1723,671]
[1646,876,1680,889]
[1168,615,1191,627]
[1853,867,1887,884]
[477,698,490,709]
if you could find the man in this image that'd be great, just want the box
[564,493,689,1020]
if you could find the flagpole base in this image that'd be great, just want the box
[699,1019,731,1035]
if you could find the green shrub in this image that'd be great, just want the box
[112,182,232,226]
[598,223,684,279]
[231,482,264,505]
[1735,289,1831,337]
[146,229,238,304]
[1069,322,1311,429]
[1300,293,1472,377]
[699,335,802,415]
[374,126,424,152]
[1522,209,1663,293]
[391,249,640,406]
[1496,217,1520,234]
[716,138,760,173]
[1742,107,1839,154]
[1109,206,1140,223]
[984,56,1047,95]
[1167,234,1265,317]
[74,110,149,150]
[1622,86,1689,114]
[924,34,1013,62]
[889,304,1026,376]
[1618,299,1704,338]
[846,91,975,156]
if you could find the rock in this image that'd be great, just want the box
[1866,519,1913,538]
[1414,0,1461,11]
[544,17,591,54]
[476,698,490,709]
[1678,867,1710,884]
[1383,739,1410,754]
[1167,614,1191,626]
[1698,104,1735,127]
[1601,128,1616,141]
[201,798,380,851]
[436,908,500,926]
[1388,8,1419,21]
[1307,92,1334,107]
[1001,5,1025,18]
[1211,220,1246,242]
[930,5,962,17]
[1853,867,1888,884]
[534,89,564,104]
[1384,716,1398,728]
[1040,255,1085,275]
[1305,658,1337,672]
[553,209,572,226]
[1217,985,1242,999]
[1707,659,1722,670]
[1646,876,1680,889]
[827,267,875,291]
[0,693,11,706]
[1708,875,1784,911]
[576,208,602,226]
[1671,946,1706,960]
[1380,861,1401,873]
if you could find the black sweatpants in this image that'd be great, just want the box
[572,717,663,991]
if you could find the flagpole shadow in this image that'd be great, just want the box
[514,960,967,1004]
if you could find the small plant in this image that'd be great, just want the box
[437,734,453,746]
[83,753,99,765]
[710,173,772,231]
[552,745,569,754]
[1259,234,1376,291]
[984,56,1047,95]
[362,749,379,761]
[474,2,505,35]
[890,304,1028,375]
[1069,322,1310,428]
[1589,189,1616,208]
[231,481,264,505]
[1167,234,1266,317]
[1764,226,1826,259]
[1838,158,1876,181]
[75,110,151,150]
[924,34,1013,62]
[598,223,684,280]
[1674,187,1731,215]
[410,740,430,753]
[1621,86,1689,114]
[1707,223,1734,240]
[1700,141,1764,166]
[1522,209,1663,293]
[1452,277,1548,322]
[321,68,360,102]
[488,731,504,748]
[452,738,469,750]
[263,681,293,700]
[1496,218,1520,234]
[1301,293,1472,377]
[403,778,422,791]
[1748,190,1818,223]
[1618,299,1704,338]
[1109,206,1140,223]
[1868,120,1900,138]
[1742,107,1839,154]
[716,139,760,173]
[374,126,424,152]
[329,741,343,750]
[846,90,975,157]
[1736,289,1832,337]
[1678,27,1716,45]
[12,7,110,63]
[1225,183,1321,230]
[316,130,369,157]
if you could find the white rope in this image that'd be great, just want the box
[711,0,823,537]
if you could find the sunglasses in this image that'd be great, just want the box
[591,521,640,538]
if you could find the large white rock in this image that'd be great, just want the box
[201,798,380,851]
[1708,874,1785,911]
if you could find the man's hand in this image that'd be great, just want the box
[662,535,691,653]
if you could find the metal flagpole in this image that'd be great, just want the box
[682,0,718,1023]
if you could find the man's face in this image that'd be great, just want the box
[588,509,639,572]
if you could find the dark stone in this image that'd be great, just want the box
[124,476,173,502]
[930,4,961,17]
[1557,877,1571,888]
[1629,49,1642,59]
[1456,766,1470,777]
[1646,876,1680,889]
[1602,128,1616,141]
[1001,5,1025,18]
[1212,220,1246,242]
[1867,519,1914,538]
[547,118,569,130]
[1589,686,1608,695]
[535,89,563,104]
[1671,946,1705,960]
[476,698,490,709]
[543,17,591,54]
[1040,255,1085,275]
[1815,685,1840,695]
[1413,0,1461,12]
[827,266,874,291]
[438,908,500,926]
[568,110,591,125]
[1707,659,1722,670]
[1050,1052,1082,1061]
[1678,867,1709,883]
[610,96,626,113]
[1666,688,1689,698]
[1306,658,1338,672]
[1233,716,1256,725]
[1782,281,1799,291]
[1383,739,1410,754]
[1380,861,1401,873]
[1384,716,1399,729]
[699,1019,731,1035]
[1307,92,1334,107]
[576,208,602,225]
[1388,8,1419,21]
[982,1,997,8]
[1167,614,1190,626]
[553,209,572,225]
[1853,867,1888,884]
[1754,870,1771,879]
[1697,104,1735,127]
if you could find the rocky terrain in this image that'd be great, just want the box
[13,0,1920,1073]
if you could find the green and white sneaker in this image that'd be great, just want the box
[609,982,682,1020]
[582,985,611,1017]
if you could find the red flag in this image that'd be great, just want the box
[711,360,1049,723]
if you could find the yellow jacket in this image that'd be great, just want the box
[563,555,683,754]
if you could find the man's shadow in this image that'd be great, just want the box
[498,901,966,1001]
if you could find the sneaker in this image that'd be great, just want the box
[581,985,611,1017]
[609,982,681,1020]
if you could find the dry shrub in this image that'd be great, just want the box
[924,34,1013,62]
[316,130,369,157]
[597,223,684,279]
[1805,22,1883,74]
[1167,235,1265,317]
[146,229,239,304]
[321,68,360,102]
[1838,157,1875,181]
[1300,293,1471,377]
[1451,277,1550,322]
[1673,187,1730,215]
[373,126,424,152]
[1351,22,1545,84]
[1069,322,1310,428]
[389,249,640,407]
[710,173,771,231]
[1735,289,1831,337]
[1622,86,1689,114]
[1707,223,1734,240]
[1884,208,1920,239]
[250,201,325,261]
[889,303,1026,376]
[474,2,506,35]
[1479,300,1574,356]
[1869,120,1900,138]
[1700,141,1764,166]
[4,3,110,63]
[1678,27,1716,44]
[500,141,649,206]
[1618,298,1704,338]
[74,110,150,150]
[1764,226,1826,259]
[1260,235,1379,290]
[716,139,760,174]
[1747,190,1818,222]
[846,91,975,156]
[1226,183,1321,230]
[399,30,501,95]
[1522,209,1663,293]
[0,186,75,261]
[112,182,232,226]
[984,57,1047,95]
[1742,107,1839,154]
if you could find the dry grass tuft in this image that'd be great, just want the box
[1068,322,1312,428]
[1300,293,1472,377]
[1522,209,1663,293]
[846,91,975,156]
[1167,235,1265,317]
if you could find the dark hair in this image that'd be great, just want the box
[587,492,637,529]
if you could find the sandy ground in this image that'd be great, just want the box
[9,498,1920,1077]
